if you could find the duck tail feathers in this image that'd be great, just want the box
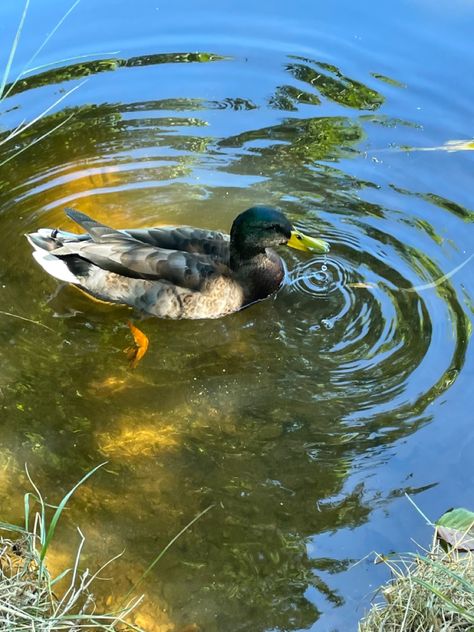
[65,207,124,242]
[26,232,57,252]
[31,250,79,284]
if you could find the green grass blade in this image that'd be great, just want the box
[25,463,46,545]
[0,112,75,168]
[123,504,214,601]
[412,576,474,623]
[24,491,33,531]
[0,79,86,148]
[24,0,81,68]
[39,462,107,562]
[23,51,120,76]
[0,520,27,535]
[50,568,72,587]
[411,552,474,593]
[0,0,30,101]
[0,310,57,332]
[2,0,81,100]
[404,492,435,526]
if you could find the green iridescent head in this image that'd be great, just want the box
[230,206,330,257]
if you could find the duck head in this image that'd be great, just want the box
[230,206,330,264]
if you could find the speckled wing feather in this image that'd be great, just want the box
[123,226,230,260]
[65,208,231,259]
[59,210,228,290]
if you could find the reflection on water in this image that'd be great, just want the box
[271,56,384,112]
[0,1,473,630]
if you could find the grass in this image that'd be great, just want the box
[0,1,87,169]
[359,533,474,631]
[0,463,144,631]
[0,2,116,170]
[0,0,82,103]
[0,463,213,631]
[0,529,143,631]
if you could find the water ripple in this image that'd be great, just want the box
[289,256,347,297]
[280,216,470,433]
[0,7,473,631]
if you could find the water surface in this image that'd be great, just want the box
[0,1,473,630]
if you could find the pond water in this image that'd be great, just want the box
[0,0,473,630]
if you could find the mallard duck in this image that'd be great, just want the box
[26,206,329,319]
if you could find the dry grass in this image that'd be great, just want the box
[0,528,142,631]
[0,463,144,631]
[0,463,213,631]
[359,536,474,632]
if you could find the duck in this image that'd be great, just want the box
[26,206,330,320]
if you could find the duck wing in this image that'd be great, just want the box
[55,209,231,259]
[55,210,228,291]
[123,226,230,260]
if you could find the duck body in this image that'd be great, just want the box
[26,206,329,319]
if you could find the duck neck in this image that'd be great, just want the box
[230,247,285,303]
[229,243,263,272]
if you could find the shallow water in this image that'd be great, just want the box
[0,0,473,630]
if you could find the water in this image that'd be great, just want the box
[0,0,473,630]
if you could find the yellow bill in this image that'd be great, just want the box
[287,229,330,254]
